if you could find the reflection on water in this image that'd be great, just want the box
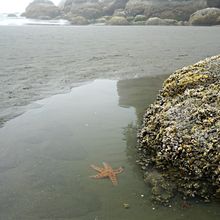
[0,77,219,219]
[117,75,168,124]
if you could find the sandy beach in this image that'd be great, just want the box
[0,25,220,126]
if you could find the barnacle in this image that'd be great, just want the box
[138,55,220,203]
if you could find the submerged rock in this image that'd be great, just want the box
[189,7,220,25]
[138,55,220,203]
[144,171,176,204]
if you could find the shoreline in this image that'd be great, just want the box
[0,25,220,127]
[1,13,220,27]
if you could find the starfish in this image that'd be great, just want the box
[90,162,124,186]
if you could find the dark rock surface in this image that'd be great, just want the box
[125,0,206,21]
[138,55,220,203]
[23,0,61,19]
[59,0,208,24]
[22,1,220,25]
[189,7,220,25]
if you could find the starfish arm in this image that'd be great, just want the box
[90,173,107,179]
[90,162,123,186]
[102,162,111,170]
[109,173,118,186]
[114,167,124,174]
[90,164,104,172]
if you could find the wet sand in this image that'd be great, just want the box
[0,25,220,126]
[0,78,219,219]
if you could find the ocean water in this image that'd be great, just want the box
[0,13,70,26]
[0,24,220,219]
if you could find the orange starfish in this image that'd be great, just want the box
[90,162,124,186]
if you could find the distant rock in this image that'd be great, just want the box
[131,14,147,25]
[62,0,128,20]
[189,7,220,25]
[95,17,107,24]
[103,0,129,16]
[125,0,148,16]
[125,0,206,21]
[37,15,52,20]
[72,5,103,19]
[113,9,126,17]
[146,17,178,25]
[108,16,129,25]
[23,0,61,19]
[22,0,220,25]
[69,16,89,25]
[134,14,147,22]
[59,0,209,25]
[7,14,17,17]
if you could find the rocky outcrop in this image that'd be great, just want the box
[125,0,206,21]
[23,0,61,19]
[68,4,103,19]
[189,7,220,25]
[134,14,147,22]
[69,15,89,25]
[146,17,178,25]
[108,16,129,25]
[95,17,108,24]
[138,55,220,203]
[60,0,207,24]
[23,0,220,25]
[103,0,129,16]
[62,0,128,19]
[125,0,149,16]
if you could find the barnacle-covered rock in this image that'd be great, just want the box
[138,55,220,203]
[144,171,176,204]
[189,8,220,26]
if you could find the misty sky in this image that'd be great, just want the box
[0,0,61,13]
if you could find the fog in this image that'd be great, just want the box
[0,0,61,13]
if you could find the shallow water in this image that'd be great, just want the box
[0,77,219,220]
[1,25,220,126]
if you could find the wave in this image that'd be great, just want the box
[0,13,70,26]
